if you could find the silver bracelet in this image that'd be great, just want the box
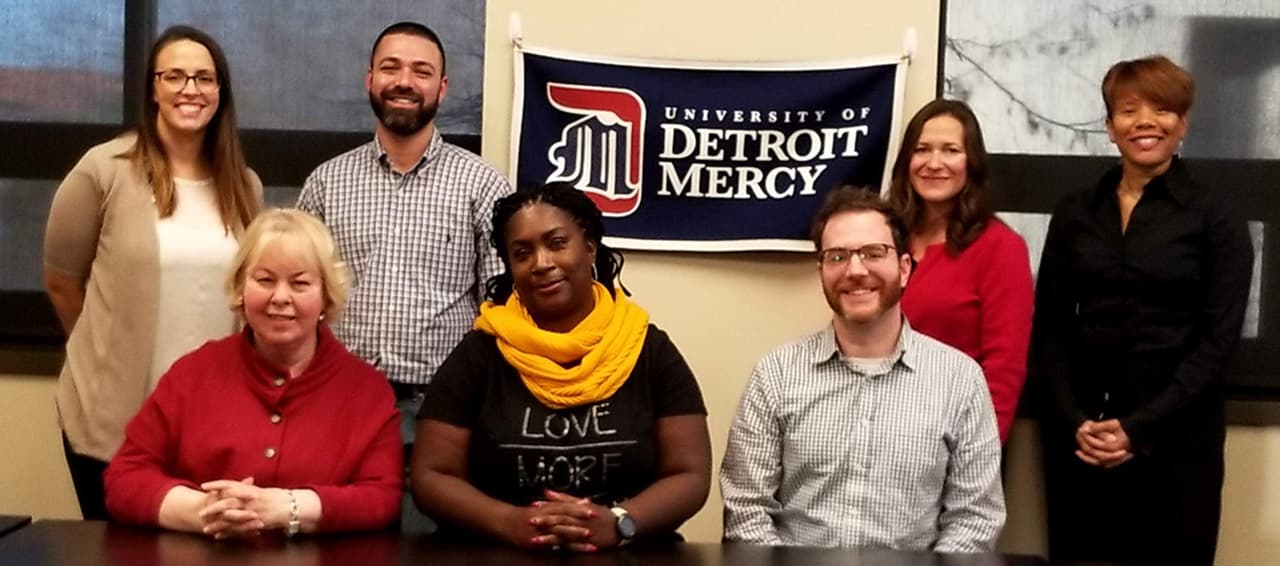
[286,490,301,537]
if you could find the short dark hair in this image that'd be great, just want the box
[486,182,626,304]
[1102,55,1194,118]
[809,186,909,255]
[886,98,993,255]
[370,21,447,74]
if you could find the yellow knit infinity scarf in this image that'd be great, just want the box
[474,282,649,409]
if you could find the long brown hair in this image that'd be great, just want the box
[123,25,258,233]
[887,98,993,255]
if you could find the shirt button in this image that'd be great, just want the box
[273,377,286,387]
[270,413,282,424]
[265,447,277,459]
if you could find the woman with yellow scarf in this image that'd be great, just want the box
[411,183,711,552]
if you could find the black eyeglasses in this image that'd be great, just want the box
[818,243,897,267]
[154,69,220,93]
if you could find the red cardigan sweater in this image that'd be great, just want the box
[105,326,402,532]
[902,219,1034,442]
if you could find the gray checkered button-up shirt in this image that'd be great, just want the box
[298,130,513,385]
[721,321,1005,552]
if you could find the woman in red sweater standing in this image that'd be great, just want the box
[105,209,402,537]
[889,99,1034,443]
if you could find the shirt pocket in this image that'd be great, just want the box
[417,205,477,293]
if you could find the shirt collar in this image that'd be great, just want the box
[1090,155,1194,208]
[810,317,919,373]
[238,323,340,396]
[368,127,443,176]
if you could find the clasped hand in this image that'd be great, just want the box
[1074,419,1134,468]
[194,477,289,540]
[507,489,619,552]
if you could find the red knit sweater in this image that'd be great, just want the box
[105,326,402,532]
[902,219,1034,443]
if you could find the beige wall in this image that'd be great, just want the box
[0,373,79,519]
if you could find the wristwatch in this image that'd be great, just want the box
[285,490,301,538]
[610,506,636,544]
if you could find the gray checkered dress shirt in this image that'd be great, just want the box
[720,320,1005,552]
[298,130,513,385]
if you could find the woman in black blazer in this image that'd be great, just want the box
[1033,55,1252,566]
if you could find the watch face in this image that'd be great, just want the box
[617,514,637,539]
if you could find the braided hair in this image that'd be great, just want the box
[486,182,627,304]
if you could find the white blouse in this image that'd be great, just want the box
[148,177,239,390]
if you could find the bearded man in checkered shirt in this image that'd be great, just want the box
[298,22,512,530]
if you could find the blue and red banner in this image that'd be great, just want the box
[511,47,907,252]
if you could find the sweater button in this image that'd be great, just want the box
[270,413,282,424]
[265,447,277,459]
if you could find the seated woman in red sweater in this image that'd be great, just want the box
[105,208,402,538]
[888,99,1035,443]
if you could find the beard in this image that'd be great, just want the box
[823,275,903,325]
[369,86,439,136]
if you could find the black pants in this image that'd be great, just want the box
[1042,428,1223,566]
[62,433,110,521]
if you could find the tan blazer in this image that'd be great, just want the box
[44,134,262,461]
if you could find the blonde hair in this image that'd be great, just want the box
[226,208,349,322]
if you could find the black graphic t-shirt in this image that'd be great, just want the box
[420,324,706,507]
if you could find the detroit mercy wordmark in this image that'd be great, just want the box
[513,47,906,252]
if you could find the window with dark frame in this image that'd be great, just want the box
[943,0,1280,397]
[0,0,486,344]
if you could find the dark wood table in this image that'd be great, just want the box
[0,515,30,539]
[0,521,1047,565]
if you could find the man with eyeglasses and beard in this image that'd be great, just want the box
[298,21,511,531]
[719,186,1005,552]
